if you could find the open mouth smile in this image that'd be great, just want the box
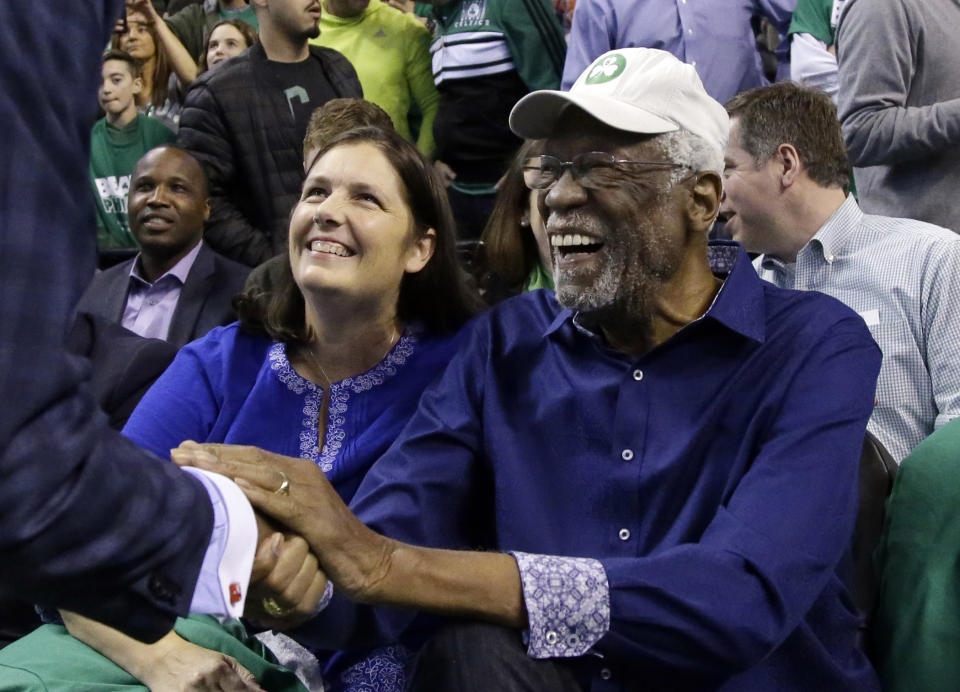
[140,212,175,229]
[309,239,355,258]
[550,233,605,257]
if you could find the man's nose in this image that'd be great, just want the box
[544,168,587,214]
[147,186,170,205]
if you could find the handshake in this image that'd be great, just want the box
[171,441,394,630]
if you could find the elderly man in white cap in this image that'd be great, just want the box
[178,48,882,691]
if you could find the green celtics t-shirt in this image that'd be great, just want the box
[89,114,175,249]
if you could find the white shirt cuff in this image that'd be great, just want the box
[183,467,257,619]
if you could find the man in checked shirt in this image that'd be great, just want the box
[721,82,960,464]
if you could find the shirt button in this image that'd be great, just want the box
[621,449,634,461]
[600,668,613,680]
[687,28,693,34]
[632,369,643,381]
[825,253,835,263]
[619,528,631,541]
[545,630,559,645]
[690,60,697,66]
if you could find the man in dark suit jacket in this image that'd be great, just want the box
[0,0,262,645]
[78,146,250,349]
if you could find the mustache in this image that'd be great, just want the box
[545,211,607,238]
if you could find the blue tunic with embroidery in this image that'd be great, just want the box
[122,321,460,690]
[123,322,458,504]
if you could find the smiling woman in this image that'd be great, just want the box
[23,127,482,692]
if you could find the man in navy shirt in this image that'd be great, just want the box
[183,48,882,691]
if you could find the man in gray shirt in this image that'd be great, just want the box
[836,0,960,232]
[720,82,960,462]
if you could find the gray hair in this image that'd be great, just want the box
[655,129,724,182]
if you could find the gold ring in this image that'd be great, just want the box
[262,596,291,617]
[274,471,290,496]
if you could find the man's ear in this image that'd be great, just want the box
[404,227,437,274]
[686,171,722,233]
[202,198,211,223]
[131,76,143,96]
[777,143,802,188]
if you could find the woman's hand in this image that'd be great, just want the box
[126,0,161,25]
[61,612,264,692]
[126,0,199,84]
[171,442,395,603]
[138,636,264,692]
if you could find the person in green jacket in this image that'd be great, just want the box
[90,50,176,250]
[872,416,960,691]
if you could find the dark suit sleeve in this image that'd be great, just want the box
[178,79,274,267]
[0,0,214,642]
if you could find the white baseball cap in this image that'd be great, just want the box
[509,48,728,157]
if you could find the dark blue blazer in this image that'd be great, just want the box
[77,243,250,349]
[0,0,217,642]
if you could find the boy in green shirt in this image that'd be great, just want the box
[90,50,176,250]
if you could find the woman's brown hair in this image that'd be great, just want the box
[110,12,171,109]
[479,139,545,296]
[236,127,483,343]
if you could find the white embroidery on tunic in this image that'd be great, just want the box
[269,334,418,471]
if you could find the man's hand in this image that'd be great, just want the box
[171,442,529,629]
[171,442,392,603]
[245,533,328,629]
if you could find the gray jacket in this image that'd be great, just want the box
[837,0,960,232]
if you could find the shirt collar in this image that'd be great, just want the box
[760,194,861,272]
[129,240,203,287]
[545,240,766,344]
[807,194,861,263]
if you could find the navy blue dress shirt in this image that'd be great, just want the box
[310,243,882,690]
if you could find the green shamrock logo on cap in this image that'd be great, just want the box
[585,53,626,84]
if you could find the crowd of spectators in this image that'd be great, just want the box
[2,0,960,691]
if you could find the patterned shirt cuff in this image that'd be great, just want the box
[510,551,610,659]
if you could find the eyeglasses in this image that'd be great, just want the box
[522,152,686,190]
